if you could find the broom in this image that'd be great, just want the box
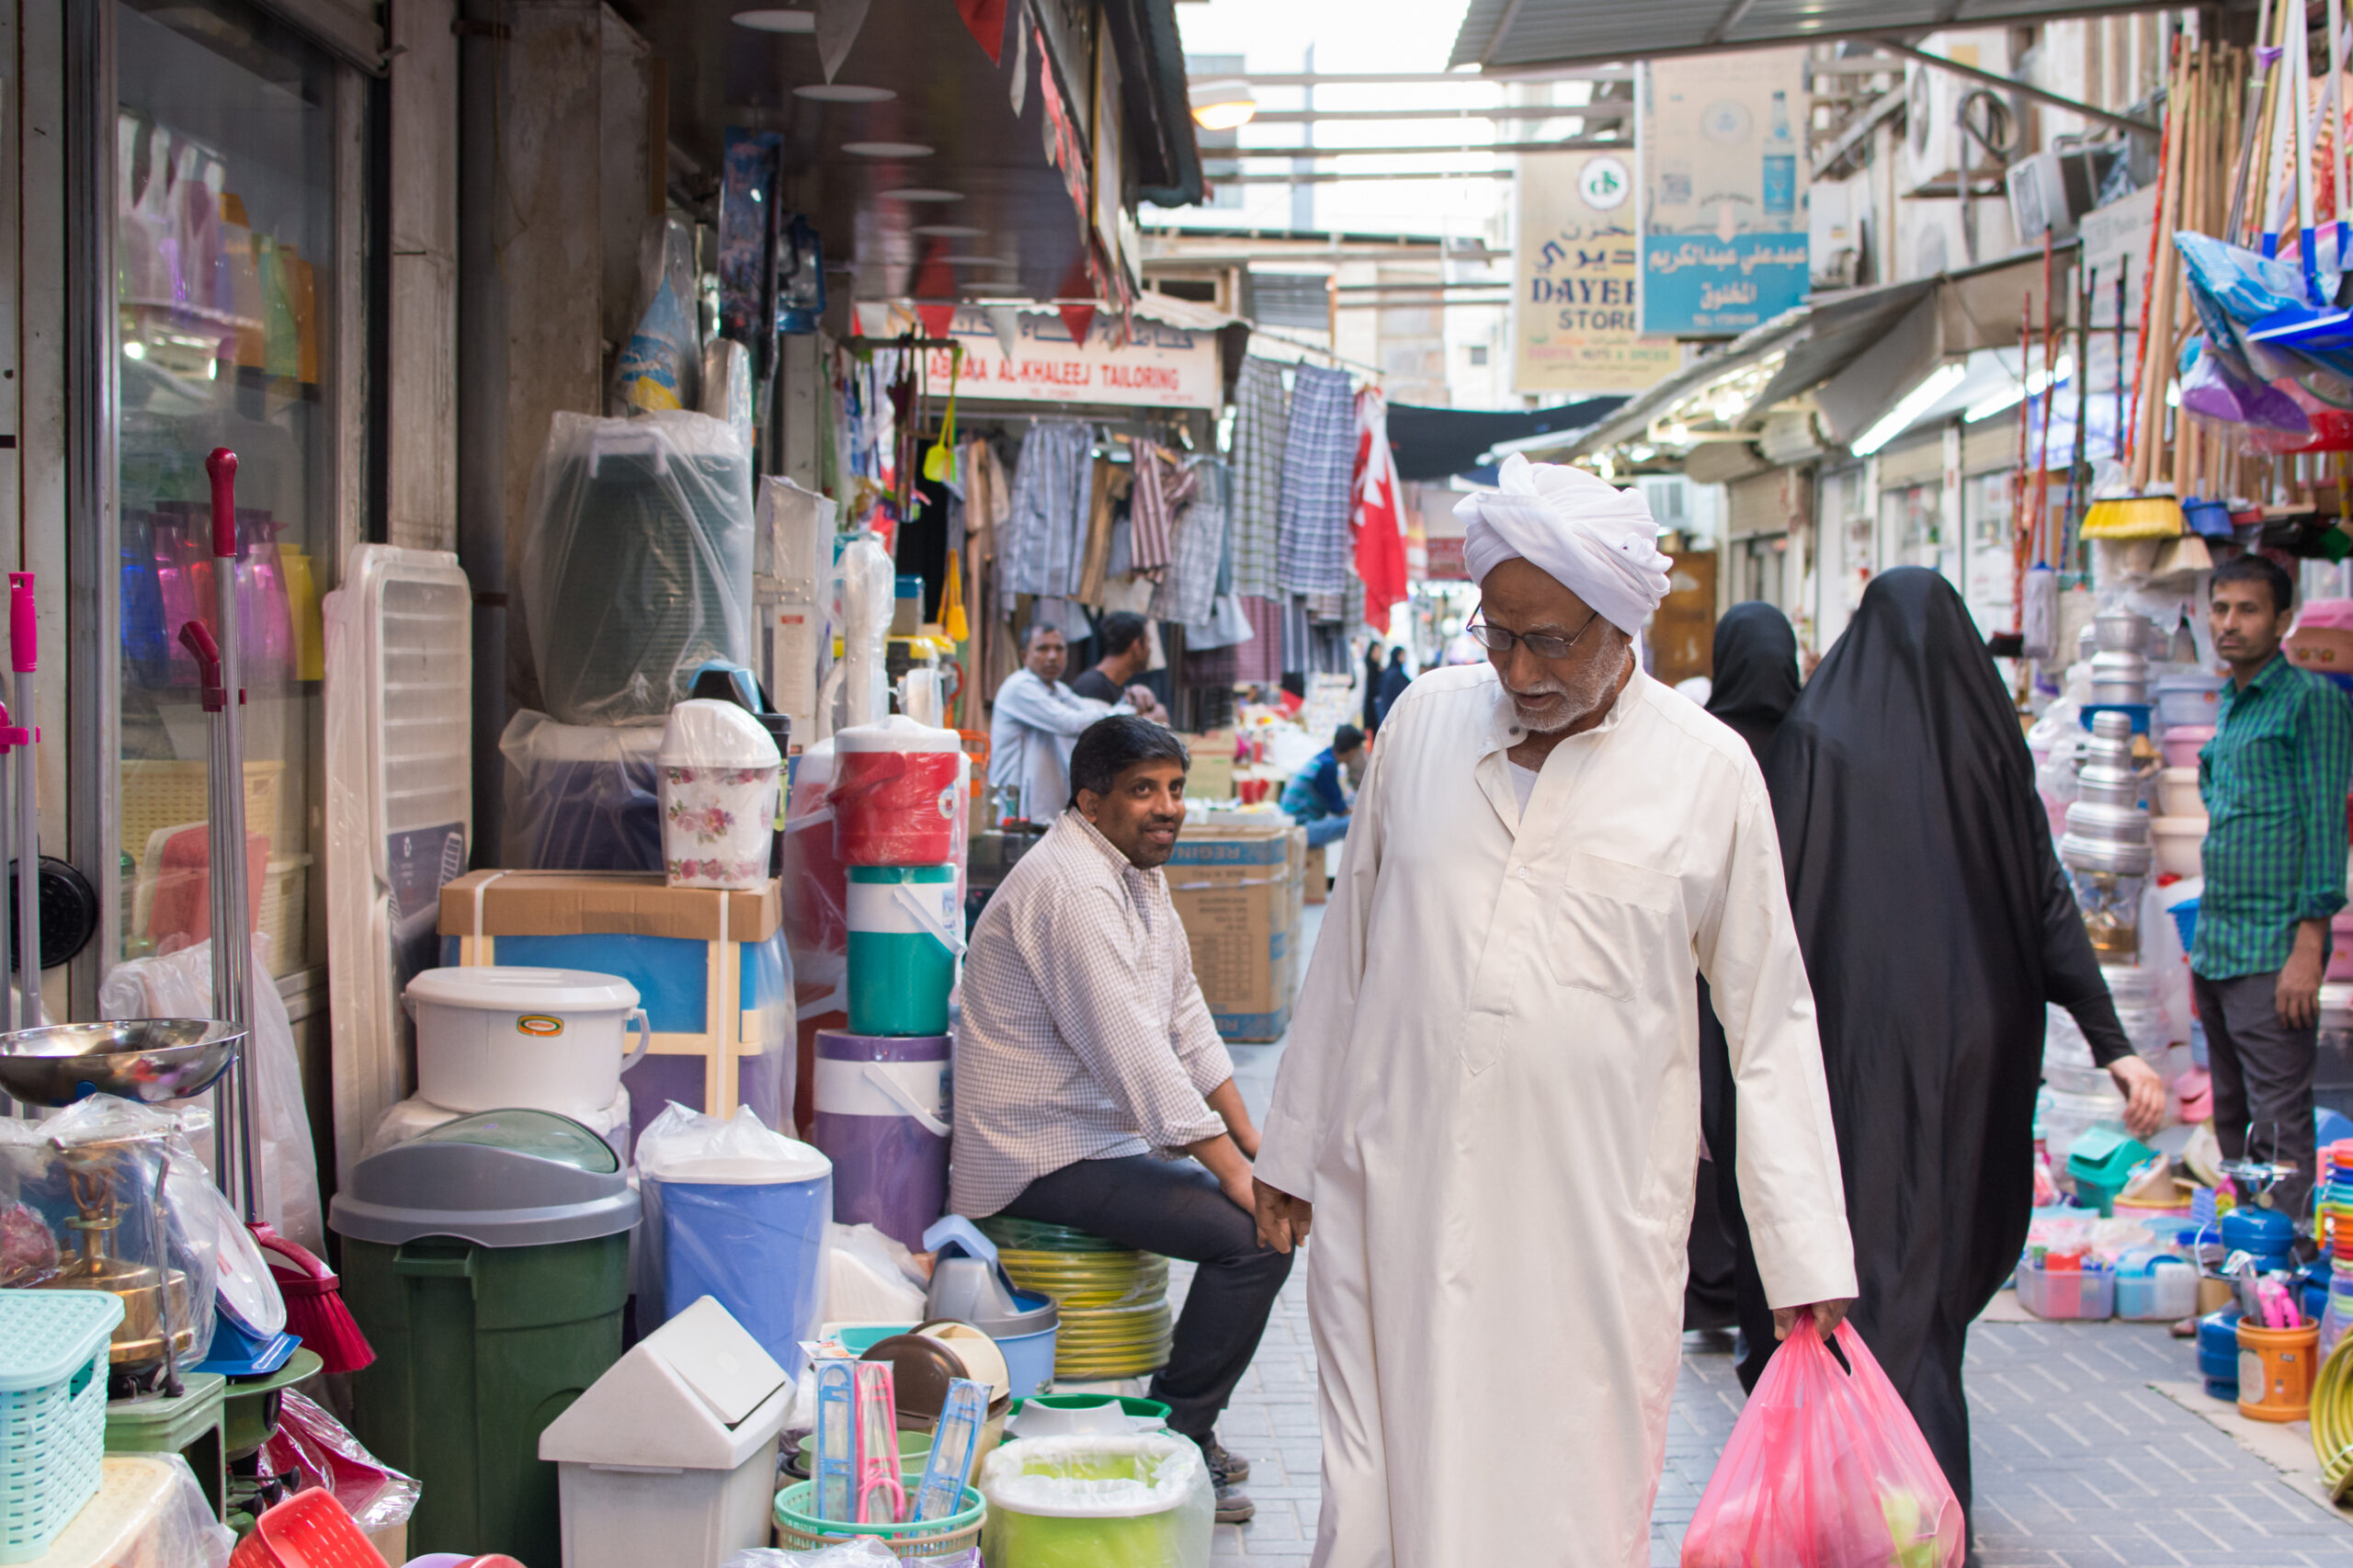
[203,448,375,1376]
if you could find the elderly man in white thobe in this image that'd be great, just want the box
[1252,454,1858,1568]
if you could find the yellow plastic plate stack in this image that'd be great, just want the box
[978,1218,1176,1380]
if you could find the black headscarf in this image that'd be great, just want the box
[1754,567,2129,1523]
[1704,601,1802,765]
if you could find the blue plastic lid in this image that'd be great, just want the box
[0,1289,124,1391]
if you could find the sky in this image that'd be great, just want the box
[1152,0,1533,239]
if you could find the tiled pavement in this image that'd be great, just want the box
[1191,902,2353,1564]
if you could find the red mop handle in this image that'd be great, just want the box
[177,621,225,713]
[206,448,239,561]
[8,574,31,676]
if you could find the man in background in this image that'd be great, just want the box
[2194,553,2353,1219]
[1070,610,1167,722]
[1372,647,1412,728]
[989,624,1132,823]
[1279,724,1367,849]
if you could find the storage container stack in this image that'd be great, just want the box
[2059,710,2154,967]
[2289,600,2353,1069]
[812,715,968,1251]
[977,1217,1177,1382]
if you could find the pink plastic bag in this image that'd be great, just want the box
[1681,1318,1963,1568]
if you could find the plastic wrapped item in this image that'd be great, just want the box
[519,411,755,727]
[701,339,755,459]
[29,1453,234,1568]
[1681,1318,1962,1568]
[99,937,324,1252]
[660,699,784,890]
[722,1542,971,1568]
[980,1435,1213,1568]
[2179,335,2313,432]
[838,533,893,731]
[0,1096,223,1369]
[618,216,702,415]
[635,1102,833,1369]
[824,1221,929,1324]
[258,1389,420,1531]
[781,740,849,1018]
[499,710,664,872]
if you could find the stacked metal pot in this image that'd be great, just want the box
[2059,709,2153,961]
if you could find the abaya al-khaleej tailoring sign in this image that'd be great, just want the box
[1639,48,1812,338]
[1513,151,1678,395]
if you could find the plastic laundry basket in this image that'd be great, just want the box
[772,1473,983,1559]
[0,1290,129,1563]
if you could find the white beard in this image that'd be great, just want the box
[1508,642,1631,733]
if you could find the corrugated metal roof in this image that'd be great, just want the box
[1450,0,2176,72]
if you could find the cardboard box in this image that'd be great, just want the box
[1165,819,1306,1041]
[1179,730,1238,800]
[437,869,790,1131]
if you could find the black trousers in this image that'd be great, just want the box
[1000,1154,1294,1445]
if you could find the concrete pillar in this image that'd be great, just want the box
[388,0,460,554]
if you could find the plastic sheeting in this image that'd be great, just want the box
[499,710,665,873]
[261,1389,421,1531]
[0,1097,226,1361]
[99,941,325,1253]
[520,411,755,727]
[725,1544,979,1568]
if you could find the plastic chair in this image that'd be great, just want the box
[228,1490,391,1567]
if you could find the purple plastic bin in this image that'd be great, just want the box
[811,1029,950,1250]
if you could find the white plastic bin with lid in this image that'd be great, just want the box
[2153,672,2225,727]
[2157,767,2205,819]
[404,966,651,1115]
[2151,816,2205,878]
[634,1103,833,1373]
[657,699,782,892]
[539,1295,793,1568]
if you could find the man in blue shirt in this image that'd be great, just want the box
[1279,725,1367,849]
[2194,554,2353,1218]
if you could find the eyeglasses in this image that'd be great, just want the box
[1466,609,1600,661]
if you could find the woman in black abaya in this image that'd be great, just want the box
[1686,604,1803,1332]
[1738,568,2162,1526]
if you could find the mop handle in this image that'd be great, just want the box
[207,448,239,561]
[177,622,225,711]
[204,446,257,1220]
[9,574,34,1033]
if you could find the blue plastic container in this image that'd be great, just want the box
[646,1150,833,1376]
[995,1305,1060,1401]
[2222,1207,2296,1271]
[2199,1308,2245,1399]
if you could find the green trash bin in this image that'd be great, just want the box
[330,1110,639,1565]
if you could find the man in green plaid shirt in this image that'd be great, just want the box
[2193,554,2353,1218]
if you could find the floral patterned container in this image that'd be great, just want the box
[658,699,783,891]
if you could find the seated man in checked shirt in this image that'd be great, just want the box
[952,715,1290,1525]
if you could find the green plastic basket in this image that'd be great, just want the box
[774,1472,985,1559]
[0,1290,126,1563]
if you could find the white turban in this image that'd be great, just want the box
[1455,453,1673,635]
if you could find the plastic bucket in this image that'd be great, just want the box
[995,1322,1059,1402]
[653,1172,831,1376]
[2159,723,2214,769]
[847,866,961,1036]
[812,1031,950,1250]
[833,718,964,868]
[2238,1320,2322,1422]
[405,967,650,1116]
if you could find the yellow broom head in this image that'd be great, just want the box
[2080,495,2186,540]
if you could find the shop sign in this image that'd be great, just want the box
[919,306,1222,409]
[1639,49,1811,337]
[1514,153,1678,394]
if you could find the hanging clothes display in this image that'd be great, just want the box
[1233,595,1285,686]
[1127,441,1194,576]
[1000,418,1091,597]
[1074,457,1129,605]
[1232,358,1288,598]
[1353,387,1408,633]
[1154,458,1228,628]
[1277,364,1356,597]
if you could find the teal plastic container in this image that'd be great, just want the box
[847,865,960,1036]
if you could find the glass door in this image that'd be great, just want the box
[114,0,340,980]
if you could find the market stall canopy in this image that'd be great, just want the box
[618,0,1201,304]
[1387,398,1628,482]
[1449,0,2197,72]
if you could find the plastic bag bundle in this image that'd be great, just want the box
[258,1389,420,1531]
[519,411,754,727]
[980,1435,1213,1568]
[618,216,703,415]
[99,937,324,1252]
[1681,1319,1962,1568]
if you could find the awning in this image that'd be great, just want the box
[1538,243,2070,463]
[1387,398,1628,481]
[1450,0,2177,73]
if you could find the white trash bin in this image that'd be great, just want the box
[538,1295,794,1568]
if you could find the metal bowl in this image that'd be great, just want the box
[0,1018,244,1108]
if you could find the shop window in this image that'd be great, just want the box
[115,0,340,978]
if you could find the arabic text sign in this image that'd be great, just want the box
[1515,152,1678,394]
[1640,49,1810,336]
[1642,235,1811,337]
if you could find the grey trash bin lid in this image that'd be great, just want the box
[328,1108,640,1247]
